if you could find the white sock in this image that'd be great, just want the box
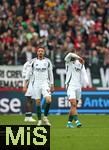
[75,120,79,123]
[68,121,72,123]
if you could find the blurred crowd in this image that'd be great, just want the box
[0,0,109,68]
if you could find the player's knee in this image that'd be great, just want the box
[25,97,33,108]
[45,96,51,103]
[71,101,77,108]
[36,99,40,106]
[26,96,32,103]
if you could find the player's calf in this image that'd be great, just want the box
[24,96,35,121]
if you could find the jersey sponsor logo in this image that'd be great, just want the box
[74,62,82,71]
[35,68,47,72]
[75,67,81,72]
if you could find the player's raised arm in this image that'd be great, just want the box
[64,52,81,63]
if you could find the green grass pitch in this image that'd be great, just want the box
[0,114,109,150]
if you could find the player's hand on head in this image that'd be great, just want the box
[79,57,84,64]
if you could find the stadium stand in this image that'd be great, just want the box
[0,0,109,71]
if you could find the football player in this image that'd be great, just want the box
[25,47,54,125]
[65,50,89,128]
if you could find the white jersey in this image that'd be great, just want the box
[26,57,54,85]
[22,59,36,81]
[22,59,35,98]
[65,53,89,88]
[22,60,32,88]
[22,61,31,79]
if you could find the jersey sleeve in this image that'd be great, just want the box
[22,62,29,79]
[64,53,81,63]
[48,60,54,85]
[25,63,33,81]
[22,64,26,79]
[81,65,89,86]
